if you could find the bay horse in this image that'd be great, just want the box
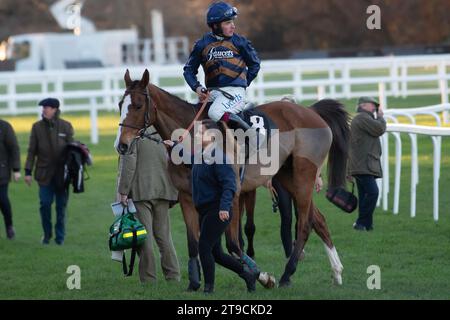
[116,69,349,289]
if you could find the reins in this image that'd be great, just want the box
[119,87,233,144]
[179,91,210,142]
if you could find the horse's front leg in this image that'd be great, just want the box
[178,191,201,291]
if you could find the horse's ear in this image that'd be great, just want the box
[140,69,150,88]
[124,69,132,88]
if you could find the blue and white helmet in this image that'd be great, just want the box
[206,2,238,26]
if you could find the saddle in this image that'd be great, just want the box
[194,102,277,135]
[194,102,278,165]
[237,107,277,137]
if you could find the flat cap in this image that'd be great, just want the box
[38,98,60,108]
[357,96,379,107]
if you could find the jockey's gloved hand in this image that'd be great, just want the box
[196,86,208,102]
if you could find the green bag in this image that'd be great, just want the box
[109,207,148,276]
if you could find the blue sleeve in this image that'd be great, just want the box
[214,162,237,212]
[240,37,261,86]
[183,40,203,92]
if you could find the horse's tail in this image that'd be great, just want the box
[309,99,351,189]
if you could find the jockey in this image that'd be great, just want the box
[183,1,261,131]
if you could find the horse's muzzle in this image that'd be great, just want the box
[118,143,129,155]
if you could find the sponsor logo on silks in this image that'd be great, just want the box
[221,93,243,109]
[207,47,234,61]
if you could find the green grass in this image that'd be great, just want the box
[0,93,450,300]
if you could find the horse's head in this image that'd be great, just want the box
[115,69,155,155]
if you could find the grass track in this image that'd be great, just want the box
[0,93,449,300]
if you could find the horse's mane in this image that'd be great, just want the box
[149,84,197,110]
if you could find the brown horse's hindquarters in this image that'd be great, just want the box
[291,127,332,168]
[238,126,331,192]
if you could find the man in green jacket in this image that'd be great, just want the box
[348,96,386,231]
[25,98,74,244]
[0,119,21,239]
[116,126,180,283]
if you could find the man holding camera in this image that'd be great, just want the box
[348,97,386,231]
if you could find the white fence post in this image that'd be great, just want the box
[439,69,449,124]
[384,114,402,215]
[343,62,350,99]
[103,74,112,110]
[409,133,418,218]
[90,97,99,145]
[167,39,178,64]
[329,66,336,98]
[112,77,120,111]
[379,82,389,211]
[257,72,265,105]
[378,82,388,110]
[293,67,302,102]
[381,134,389,211]
[55,75,63,109]
[391,132,402,214]
[390,59,399,97]
[401,62,408,98]
[7,78,16,115]
[317,85,325,100]
[431,136,441,221]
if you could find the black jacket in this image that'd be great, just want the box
[169,143,237,212]
[0,119,20,185]
[191,148,236,212]
[63,142,92,193]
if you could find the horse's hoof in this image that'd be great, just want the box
[246,250,255,260]
[332,274,343,286]
[266,274,277,289]
[299,249,306,261]
[257,272,276,289]
[186,282,201,292]
[278,280,291,288]
[278,274,291,288]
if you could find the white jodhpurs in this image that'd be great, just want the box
[207,86,246,122]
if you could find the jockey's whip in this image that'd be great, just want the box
[179,89,210,143]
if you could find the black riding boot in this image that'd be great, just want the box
[226,113,251,131]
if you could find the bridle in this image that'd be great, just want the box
[118,86,160,143]
[117,86,225,145]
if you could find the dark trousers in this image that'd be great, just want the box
[354,174,379,229]
[197,202,244,287]
[0,184,13,228]
[272,178,298,258]
[39,180,68,243]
